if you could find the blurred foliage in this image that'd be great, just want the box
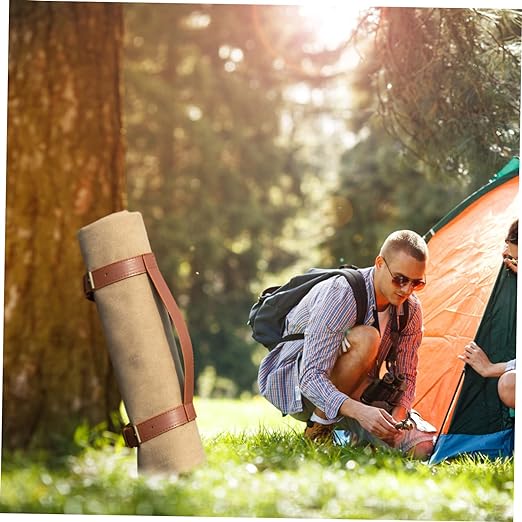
[319,7,520,266]
[196,366,238,398]
[123,4,344,393]
[122,5,520,394]
[319,49,488,267]
[372,8,520,177]
[0,399,514,519]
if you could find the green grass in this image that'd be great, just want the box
[194,395,303,435]
[0,397,514,520]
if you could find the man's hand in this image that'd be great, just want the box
[340,398,399,444]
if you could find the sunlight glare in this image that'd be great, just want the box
[298,3,365,51]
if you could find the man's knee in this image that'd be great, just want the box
[330,325,380,393]
[498,370,516,409]
[345,325,380,358]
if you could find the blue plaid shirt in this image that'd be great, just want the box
[257,267,423,419]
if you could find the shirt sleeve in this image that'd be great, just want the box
[298,276,358,419]
[395,295,423,410]
[505,359,516,372]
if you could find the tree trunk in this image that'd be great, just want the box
[3,0,126,450]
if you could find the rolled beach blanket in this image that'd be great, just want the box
[77,210,205,475]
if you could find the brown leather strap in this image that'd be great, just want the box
[142,253,195,408]
[83,252,196,447]
[83,255,147,301]
[122,403,196,448]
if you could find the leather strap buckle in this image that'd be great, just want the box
[122,424,142,448]
[83,271,96,301]
[121,403,197,448]
[82,255,148,302]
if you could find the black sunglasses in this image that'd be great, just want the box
[382,257,426,291]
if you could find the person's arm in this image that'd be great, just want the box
[298,277,358,420]
[458,341,508,377]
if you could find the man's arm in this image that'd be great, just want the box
[298,277,359,419]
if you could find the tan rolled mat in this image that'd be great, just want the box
[77,210,205,475]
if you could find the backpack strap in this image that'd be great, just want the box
[280,268,368,344]
[280,333,308,343]
[341,268,367,326]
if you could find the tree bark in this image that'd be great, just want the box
[3,0,126,449]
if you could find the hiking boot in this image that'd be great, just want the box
[304,420,335,442]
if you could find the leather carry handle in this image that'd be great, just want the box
[83,252,196,447]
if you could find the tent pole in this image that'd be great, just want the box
[432,366,466,449]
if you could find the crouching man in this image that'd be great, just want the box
[258,230,435,459]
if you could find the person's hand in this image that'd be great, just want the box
[352,403,400,444]
[504,255,518,274]
[458,341,493,377]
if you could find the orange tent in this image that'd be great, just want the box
[412,158,519,433]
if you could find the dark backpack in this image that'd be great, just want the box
[247,267,368,350]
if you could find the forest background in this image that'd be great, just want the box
[2,1,521,451]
